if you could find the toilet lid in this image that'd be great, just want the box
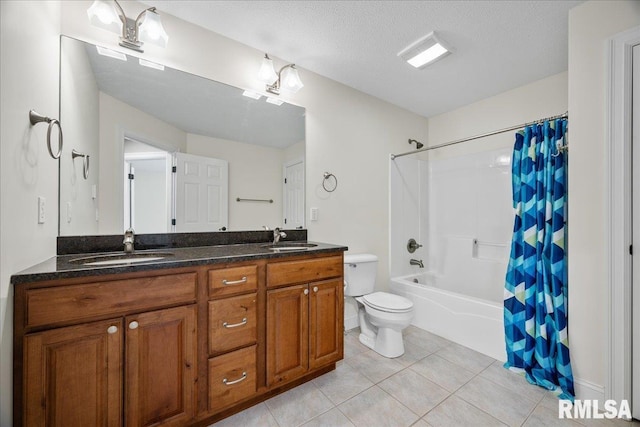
[362,292,413,313]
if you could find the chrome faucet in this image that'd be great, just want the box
[273,227,287,244]
[124,228,135,253]
[410,259,424,268]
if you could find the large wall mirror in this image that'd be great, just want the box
[59,36,306,236]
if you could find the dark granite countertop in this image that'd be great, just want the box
[11,241,348,285]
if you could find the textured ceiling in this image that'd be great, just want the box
[142,0,581,118]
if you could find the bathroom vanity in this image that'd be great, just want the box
[12,238,346,426]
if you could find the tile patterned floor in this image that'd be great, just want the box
[211,327,640,427]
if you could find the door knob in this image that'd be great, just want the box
[107,325,118,334]
[129,321,139,330]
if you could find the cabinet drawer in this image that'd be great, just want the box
[208,345,257,412]
[208,265,257,298]
[24,273,197,328]
[209,293,257,354]
[267,256,343,287]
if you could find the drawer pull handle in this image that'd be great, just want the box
[223,318,247,328]
[313,286,319,293]
[129,321,139,330]
[303,289,309,295]
[223,372,247,386]
[222,276,247,285]
[107,326,118,334]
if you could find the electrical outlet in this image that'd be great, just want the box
[37,197,45,224]
[310,207,318,221]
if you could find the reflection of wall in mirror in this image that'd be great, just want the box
[59,37,100,236]
[98,93,187,234]
[96,93,301,233]
[187,135,304,230]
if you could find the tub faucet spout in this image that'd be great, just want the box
[410,259,424,268]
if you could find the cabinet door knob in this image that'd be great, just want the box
[128,321,139,330]
[107,325,118,334]
[313,286,318,293]
[303,289,309,295]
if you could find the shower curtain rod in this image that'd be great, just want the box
[390,111,569,160]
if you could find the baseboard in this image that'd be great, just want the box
[574,377,605,401]
[344,315,358,331]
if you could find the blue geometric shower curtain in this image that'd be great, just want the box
[503,119,575,401]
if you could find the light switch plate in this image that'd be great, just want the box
[310,207,318,221]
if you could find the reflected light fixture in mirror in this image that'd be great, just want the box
[398,31,451,69]
[87,0,168,53]
[258,54,304,95]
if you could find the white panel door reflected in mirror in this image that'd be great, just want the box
[123,139,229,234]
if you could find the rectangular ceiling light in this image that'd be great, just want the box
[96,45,127,61]
[266,97,284,106]
[242,90,262,100]
[139,58,165,71]
[398,31,451,69]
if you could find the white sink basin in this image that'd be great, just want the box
[69,252,174,266]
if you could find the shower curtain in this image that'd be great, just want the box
[504,119,574,400]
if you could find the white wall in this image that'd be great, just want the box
[0,2,61,424]
[568,0,640,398]
[60,0,429,290]
[427,71,568,160]
[187,134,285,230]
[59,36,100,236]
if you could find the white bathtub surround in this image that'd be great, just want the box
[391,272,506,362]
[390,147,513,361]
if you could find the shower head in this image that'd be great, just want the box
[408,139,424,150]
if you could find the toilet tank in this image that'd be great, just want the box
[343,254,378,296]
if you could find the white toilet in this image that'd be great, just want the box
[344,254,414,358]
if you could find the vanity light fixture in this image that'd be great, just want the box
[87,0,169,53]
[398,31,451,69]
[257,54,304,95]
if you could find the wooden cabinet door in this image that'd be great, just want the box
[309,278,344,370]
[266,285,309,386]
[125,305,197,427]
[23,318,123,427]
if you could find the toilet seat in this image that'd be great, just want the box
[362,292,413,313]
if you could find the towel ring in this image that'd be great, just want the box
[322,172,338,192]
[72,149,90,179]
[29,110,63,159]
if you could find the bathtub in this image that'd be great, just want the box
[390,272,506,362]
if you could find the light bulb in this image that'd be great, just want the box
[258,55,278,85]
[138,10,169,48]
[281,66,304,93]
[87,0,122,35]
